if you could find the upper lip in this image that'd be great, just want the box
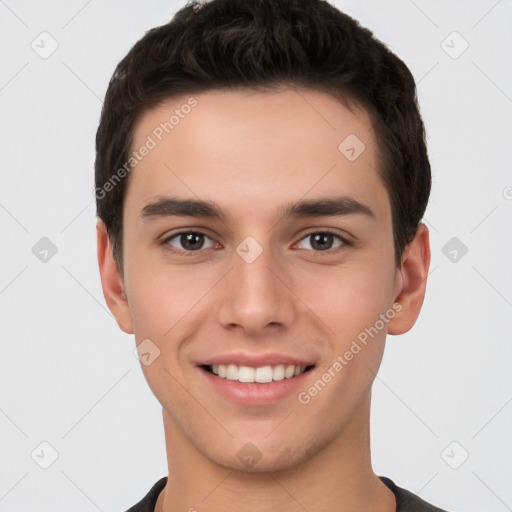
[198,352,316,368]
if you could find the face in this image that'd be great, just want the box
[106,88,415,472]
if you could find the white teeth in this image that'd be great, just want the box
[226,364,238,380]
[210,363,309,383]
[255,366,273,383]
[285,365,295,379]
[238,366,255,383]
[272,365,285,381]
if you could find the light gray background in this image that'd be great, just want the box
[1,1,511,511]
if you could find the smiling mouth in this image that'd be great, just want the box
[201,364,315,383]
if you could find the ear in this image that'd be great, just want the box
[96,219,133,334]
[387,222,431,335]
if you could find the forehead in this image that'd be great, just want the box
[126,87,390,225]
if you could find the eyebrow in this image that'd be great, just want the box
[140,196,375,222]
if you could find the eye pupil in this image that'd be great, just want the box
[181,233,204,250]
[311,233,333,251]
[168,231,343,255]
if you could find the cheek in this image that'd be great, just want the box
[125,257,206,339]
[295,268,392,417]
[298,263,394,343]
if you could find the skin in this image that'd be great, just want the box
[97,87,430,512]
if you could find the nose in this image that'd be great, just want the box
[215,239,297,336]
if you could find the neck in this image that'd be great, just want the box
[158,392,395,512]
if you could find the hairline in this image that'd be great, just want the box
[111,83,398,274]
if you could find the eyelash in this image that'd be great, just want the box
[160,229,351,256]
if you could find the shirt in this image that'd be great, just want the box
[124,475,450,511]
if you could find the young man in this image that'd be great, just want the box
[95,0,449,510]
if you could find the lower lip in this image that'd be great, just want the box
[198,367,314,405]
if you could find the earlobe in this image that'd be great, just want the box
[387,223,431,335]
[96,220,134,334]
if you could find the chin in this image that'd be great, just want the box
[207,439,319,474]
[217,454,303,474]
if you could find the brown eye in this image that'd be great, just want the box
[163,231,217,253]
[296,231,348,252]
